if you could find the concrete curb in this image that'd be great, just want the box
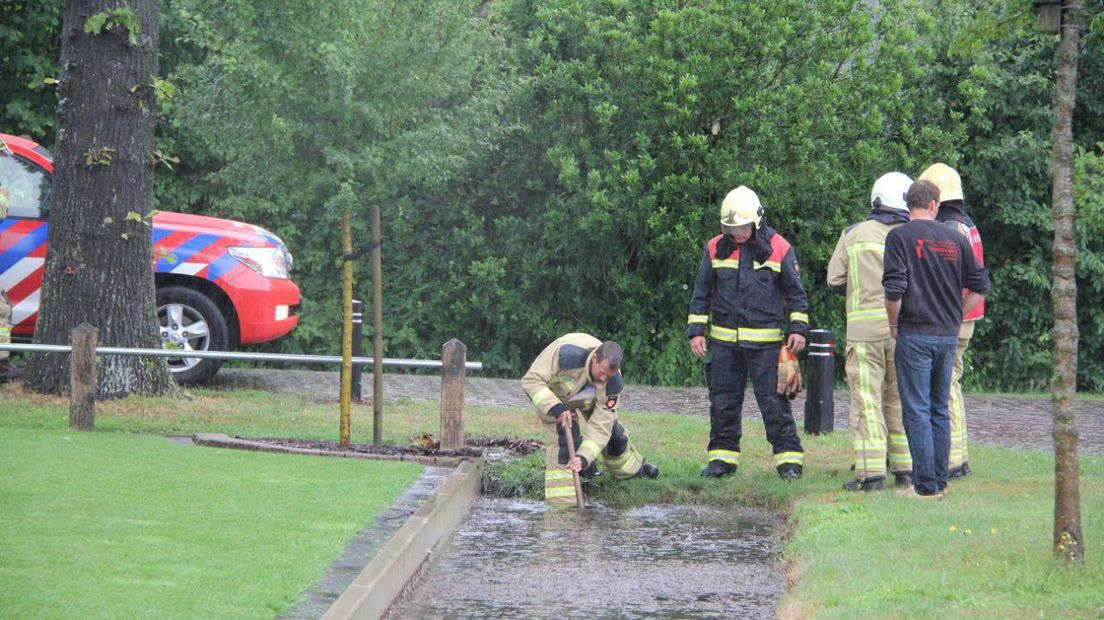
[321,458,483,620]
[191,433,466,467]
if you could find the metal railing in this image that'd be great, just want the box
[0,342,483,371]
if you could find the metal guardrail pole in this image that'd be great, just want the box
[803,329,836,435]
[351,299,363,402]
[0,343,483,370]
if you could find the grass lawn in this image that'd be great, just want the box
[0,412,421,618]
[1,381,1101,618]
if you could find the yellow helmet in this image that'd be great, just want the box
[719,186,764,230]
[918,163,963,202]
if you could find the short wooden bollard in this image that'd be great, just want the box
[69,323,98,430]
[439,339,466,450]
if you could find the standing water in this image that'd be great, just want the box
[390,498,785,619]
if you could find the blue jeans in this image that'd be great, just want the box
[894,331,958,495]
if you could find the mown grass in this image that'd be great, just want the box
[0,388,422,619]
[2,381,1101,618]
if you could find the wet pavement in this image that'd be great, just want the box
[387,499,784,620]
[210,369,1104,454]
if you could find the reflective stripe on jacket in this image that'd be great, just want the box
[686,227,810,347]
[520,332,623,464]
[827,218,902,341]
[937,202,985,322]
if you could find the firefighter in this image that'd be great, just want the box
[687,186,808,480]
[521,334,659,505]
[827,172,914,491]
[0,185,21,381]
[918,163,983,478]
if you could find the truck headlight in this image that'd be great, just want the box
[228,246,291,279]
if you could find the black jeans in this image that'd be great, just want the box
[707,343,804,468]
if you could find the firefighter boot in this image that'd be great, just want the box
[894,471,913,488]
[0,359,23,382]
[948,462,971,479]
[843,476,886,492]
[700,460,737,478]
[778,464,803,481]
[639,461,660,479]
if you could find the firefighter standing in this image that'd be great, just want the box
[918,163,983,479]
[827,172,914,491]
[687,186,809,480]
[0,184,21,380]
[521,333,659,505]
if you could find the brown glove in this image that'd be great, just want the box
[776,346,803,400]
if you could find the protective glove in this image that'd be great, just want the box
[776,346,803,400]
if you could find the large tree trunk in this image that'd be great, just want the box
[27,0,176,398]
[1049,0,1083,563]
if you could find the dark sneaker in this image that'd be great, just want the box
[893,471,913,488]
[700,459,737,478]
[638,462,660,479]
[778,464,803,481]
[948,462,972,479]
[0,359,23,381]
[843,476,886,492]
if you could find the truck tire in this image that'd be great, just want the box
[156,286,228,385]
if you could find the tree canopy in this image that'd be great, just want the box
[2,0,1102,389]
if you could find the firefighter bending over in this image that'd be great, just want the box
[522,333,659,505]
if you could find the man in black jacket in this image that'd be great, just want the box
[687,186,809,480]
[883,180,990,499]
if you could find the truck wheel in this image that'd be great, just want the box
[156,286,228,385]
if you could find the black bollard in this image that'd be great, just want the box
[351,299,363,402]
[803,329,835,435]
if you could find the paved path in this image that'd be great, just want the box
[209,369,1104,455]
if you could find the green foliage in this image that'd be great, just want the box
[84,6,141,45]
[3,0,1103,390]
[158,0,515,359]
[383,0,963,382]
[925,1,1104,392]
[0,0,61,138]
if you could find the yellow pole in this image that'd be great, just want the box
[371,203,384,446]
[340,210,354,447]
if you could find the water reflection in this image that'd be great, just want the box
[392,499,783,619]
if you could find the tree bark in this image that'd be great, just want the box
[27,0,176,399]
[1049,0,1083,563]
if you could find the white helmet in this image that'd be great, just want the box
[720,186,764,230]
[870,172,912,212]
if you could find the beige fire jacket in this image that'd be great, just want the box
[827,217,905,342]
[521,333,623,465]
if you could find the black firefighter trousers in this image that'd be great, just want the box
[706,343,805,472]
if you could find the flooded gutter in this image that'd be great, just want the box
[321,458,483,620]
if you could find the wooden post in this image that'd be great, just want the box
[69,323,97,430]
[371,203,384,446]
[440,339,466,450]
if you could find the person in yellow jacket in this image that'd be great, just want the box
[521,333,659,505]
[827,172,914,490]
[919,163,984,478]
[0,185,21,381]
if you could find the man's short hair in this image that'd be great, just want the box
[906,180,940,211]
[595,341,623,369]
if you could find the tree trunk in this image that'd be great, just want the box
[27,0,176,399]
[1049,0,1083,563]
